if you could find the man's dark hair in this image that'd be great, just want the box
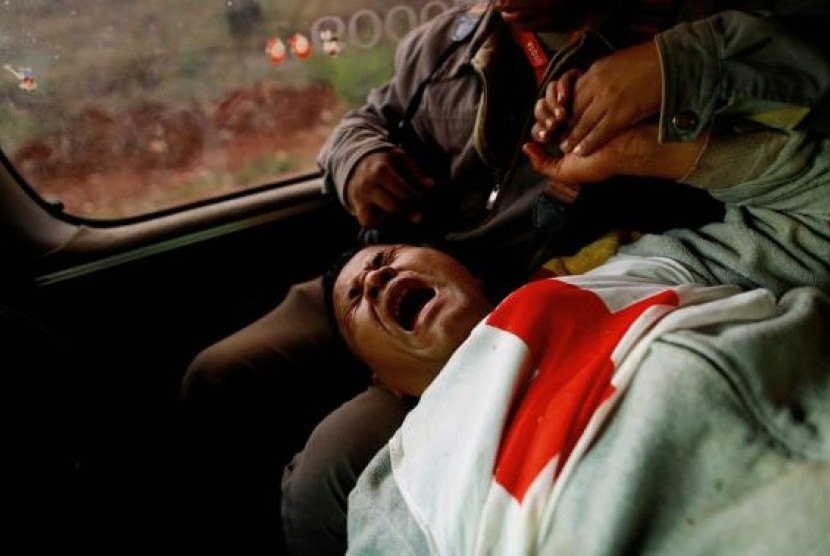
[322,245,362,333]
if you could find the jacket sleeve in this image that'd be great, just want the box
[316,9,464,208]
[655,7,830,143]
[622,129,830,296]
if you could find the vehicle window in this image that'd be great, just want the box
[0,0,459,220]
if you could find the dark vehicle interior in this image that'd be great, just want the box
[4,0,830,553]
[2,1,448,550]
[3,160,364,550]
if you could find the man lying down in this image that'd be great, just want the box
[334,123,830,555]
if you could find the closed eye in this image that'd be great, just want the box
[370,251,383,269]
[346,246,400,314]
[370,246,399,270]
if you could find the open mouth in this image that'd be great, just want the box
[392,286,435,332]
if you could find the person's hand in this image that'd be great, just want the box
[523,123,706,192]
[344,147,435,228]
[531,68,580,145]
[557,41,663,156]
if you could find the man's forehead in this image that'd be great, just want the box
[337,246,379,289]
[347,246,381,270]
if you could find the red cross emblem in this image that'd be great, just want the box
[487,280,678,501]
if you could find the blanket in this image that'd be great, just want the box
[347,258,830,555]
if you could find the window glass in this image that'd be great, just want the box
[0,0,459,219]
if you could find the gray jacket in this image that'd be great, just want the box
[318,1,830,286]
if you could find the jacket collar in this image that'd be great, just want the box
[437,4,503,81]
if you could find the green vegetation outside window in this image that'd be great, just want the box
[0,0,458,219]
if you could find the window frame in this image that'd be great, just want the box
[1,151,335,286]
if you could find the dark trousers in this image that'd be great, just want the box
[177,277,409,554]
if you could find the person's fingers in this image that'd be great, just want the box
[383,159,431,223]
[524,139,613,184]
[522,141,559,177]
[354,202,384,228]
[531,123,550,144]
[570,111,614,156]
[395,150,436,191]
[381,170,422,202]
[544,79,558,107]
[378,179,426,223]
[556,69,580,105]
[348,175,408,222]
[544,83,569,125]
[531,122,548,143]
[370,187,402,215]
[371,185,412,220]
[529,122,701,184]
[522,143,595,189]
[551,70,579,138]
[532,96,557,142]
[346,148,430,226]
[561,97,604,154]
[560,67,600,153]
[560,43,662,156]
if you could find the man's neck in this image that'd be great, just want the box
[536,32,574,53]
[528,0,625,54]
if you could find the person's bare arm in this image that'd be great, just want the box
[523,123,705,192]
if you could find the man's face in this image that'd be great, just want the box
[333,245,493,396]
[492,0,607,32]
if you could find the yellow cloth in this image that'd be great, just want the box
[540,229,636,277]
